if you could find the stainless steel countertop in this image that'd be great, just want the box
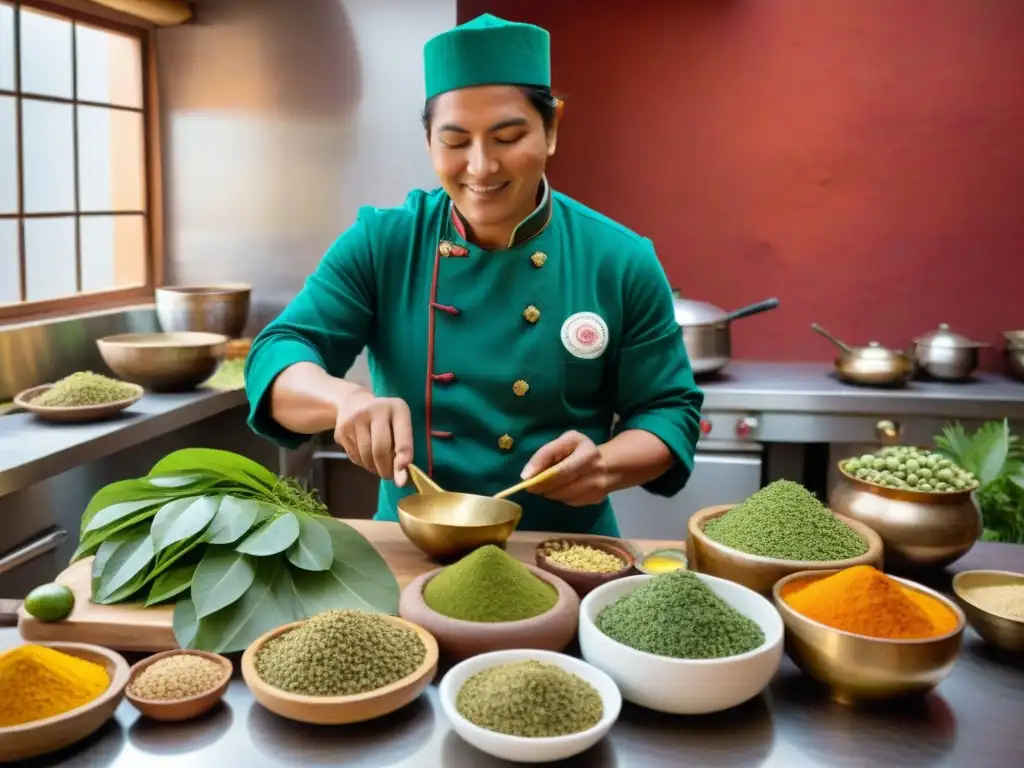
[4,542,1022,768]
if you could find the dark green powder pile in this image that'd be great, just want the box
[702,479,869,561]
[596,571,765,659]
[254,609,426,696]
[424,545,557,622]
[456,660,603,738]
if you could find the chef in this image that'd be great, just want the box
[244,13,704,536]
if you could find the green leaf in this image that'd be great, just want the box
[147,473,207,488]
[189,556,303,653]
[151,496,219,554]
[191,549,256,619]
[149,448,278,491]
[146,562,198,606]
[84,498,161,535]
[173,598,199,649]
[236,512,300,556]
[80,478,166,533]
[91,535,130,597]
[972,420,1012,486]
[98,567,151,605]
[288,518,399,616]
[95,533,154,601]
[285,512,332,571]
[206,496,266,545]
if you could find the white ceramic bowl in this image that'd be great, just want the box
[578,573,784,715]
[438,649,621,763]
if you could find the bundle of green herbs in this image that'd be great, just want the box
[72,448,399,653]
[934,419,1024,543]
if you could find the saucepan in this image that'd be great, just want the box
[811,324,914,387]
[672,294,780,376]
[396,463,562,561]
[1004,330,1024,382]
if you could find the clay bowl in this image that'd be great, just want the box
[241,614,438,725]
[534,538,635,597]
[125,649,232,722]
[830,467,982,571]
[0,642,130,763]
[773,569,965,704]
[951,570,1024,653]
[397,492,522,561]
[13,382,143,423]
[687,504,884,595]
[399,564,580,662]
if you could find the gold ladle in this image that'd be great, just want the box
[406,462,563,499]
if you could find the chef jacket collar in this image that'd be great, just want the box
[449,175,552,249]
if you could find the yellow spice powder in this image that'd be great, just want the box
[0,645,109,727]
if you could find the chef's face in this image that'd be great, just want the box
[426,85,560,244]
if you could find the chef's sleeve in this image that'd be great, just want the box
[244,208,377,448]
[613,239,704,496]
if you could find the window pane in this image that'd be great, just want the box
[81,214,145,291]
[24,217,76,301]
[19,7,73,99]
[0,3,14,91]
[76,23,143,109]
[78,106,145,212]
[0,219,18,304]
[22,99,74,213]
[0,96,15,214]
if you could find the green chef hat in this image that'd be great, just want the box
[423,13,551,101]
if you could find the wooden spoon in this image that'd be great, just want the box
[407,463,444,494]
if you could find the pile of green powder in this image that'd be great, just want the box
[702,479,868,561]
[456,660,603,738]
[33,371,138,407]
[254,609,426,696]
[423,545,557,622]
[596,571,765,659]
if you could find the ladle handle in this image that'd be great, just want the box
[407,463,444,494]
[493,464,562,500]
[811,323,853,354]
[721,297,780,324]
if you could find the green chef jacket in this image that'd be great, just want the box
[244,179,704,537]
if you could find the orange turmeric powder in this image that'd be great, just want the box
[782,565,957,639]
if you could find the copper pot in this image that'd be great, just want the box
[811,324,914,387]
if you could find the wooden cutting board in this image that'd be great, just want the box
[17,519,678,652]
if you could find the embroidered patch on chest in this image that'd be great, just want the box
[561,312,610,359]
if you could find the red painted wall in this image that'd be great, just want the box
[458,0,1024,365]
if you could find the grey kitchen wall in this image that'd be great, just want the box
[155,0,456,382]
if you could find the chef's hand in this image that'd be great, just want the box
[520,430,609,507]
[334,392,414,487]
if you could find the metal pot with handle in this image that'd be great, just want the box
[811,323,914,387]
[672,293,780,375]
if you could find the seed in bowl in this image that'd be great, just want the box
[254,610,426,696]
[596,571,764,659]
[703,480,868,561]
[544,543,625,574]
[958,582,1024,621]
[129,654,223,701]
[780,566,958,639]
[456,660,602,738]
[842,446,979,493]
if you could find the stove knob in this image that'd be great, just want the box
[736,416,759,438]
[700,419,712,436]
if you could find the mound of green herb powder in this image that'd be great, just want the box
[33,371,138,407]
[424,545,557,622]
[456,660,603,738]
[596,571,765,659]
[702,480,868,561]
[254,609,426,696]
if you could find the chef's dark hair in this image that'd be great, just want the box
[422,85,559,135]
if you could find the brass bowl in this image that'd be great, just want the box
[951,570,1024,653]
[686,504,884,594]
[97,332,229,392]
[773,569,966,704]
[155,284,251,339]
[396,492,522,561]
[829,466,981,571]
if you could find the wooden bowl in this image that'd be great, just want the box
[534,537,635,597]
[13,383,143,423]
[0,642,130,763]
[241,615,438,725]
[125,649,232,722]
[687,504,884,594]
[952,570,1024,653]
[398,564,580,662]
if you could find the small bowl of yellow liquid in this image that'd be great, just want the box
[637,549,688,575]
